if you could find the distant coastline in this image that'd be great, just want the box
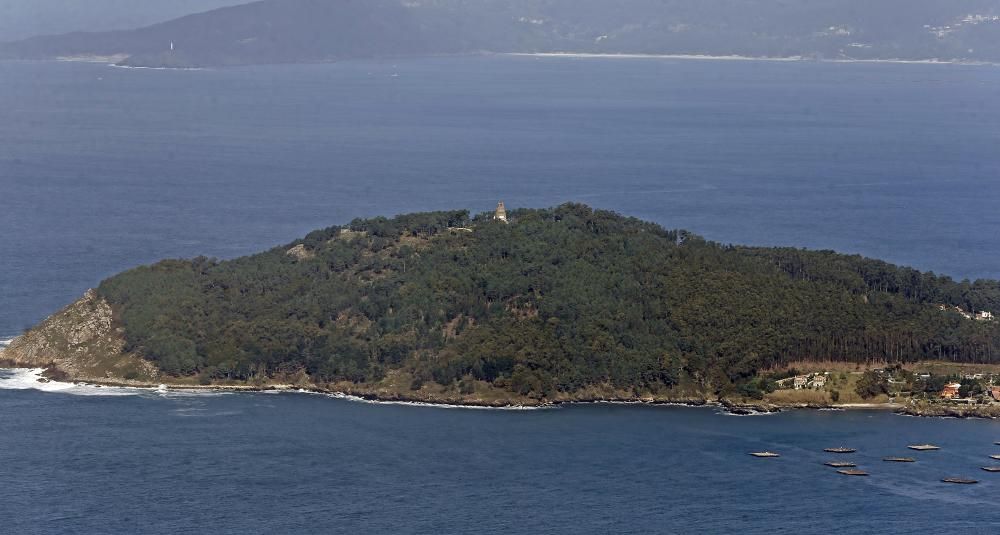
[0,365,900,414]
[507,52,1000,67]
[25,52,1000,71]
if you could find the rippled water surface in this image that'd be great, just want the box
[1,372,999,534]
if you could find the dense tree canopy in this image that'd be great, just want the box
[97,204,1000,397]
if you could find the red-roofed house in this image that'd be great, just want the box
[940,383,962,400]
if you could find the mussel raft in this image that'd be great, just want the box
[837,469,869,476]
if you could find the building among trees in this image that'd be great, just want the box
[494,201,508,223]
[940,383,962,399]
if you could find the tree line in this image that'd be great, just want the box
[97,204,1000,398]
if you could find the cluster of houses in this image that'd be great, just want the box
[777,369,1000,403]
[777,373,828,390]
[938,376,1000,402]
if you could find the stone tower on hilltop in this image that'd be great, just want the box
[494,201,508,223]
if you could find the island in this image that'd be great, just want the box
[3,204,999,413]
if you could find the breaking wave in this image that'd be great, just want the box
[0,369,546,409]
[321,391,552,410]
[0,368,141,396]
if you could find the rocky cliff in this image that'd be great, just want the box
[1,290,159,383]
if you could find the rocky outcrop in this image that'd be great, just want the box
[1,290,159,383]
[898,401,1000,419]
[285,244,315,260]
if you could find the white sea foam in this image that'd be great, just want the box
[107,64,205,71]
[0,338,13,348]
[155,389,232,398]
[322,391,552,410]
[0,369,545,408]
[719,408,779,417]
[0,368,140,396]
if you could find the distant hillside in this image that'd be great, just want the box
[0,0,245,42]
[2,0,1000,67]
[5,204,999,405]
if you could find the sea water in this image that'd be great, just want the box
[1,376,999,533]
[2,56,1000,533]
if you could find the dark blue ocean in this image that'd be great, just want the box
[2,56,1000,533]
[1,373,999,534]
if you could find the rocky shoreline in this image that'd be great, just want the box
[0,359,919,415]
[9,362,997,418]
[897,401,1000,419]
[3,330,988,417]
[1,294,993,418]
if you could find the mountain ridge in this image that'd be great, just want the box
[3,0,1000,67]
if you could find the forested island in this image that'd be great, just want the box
[4,204,1000,410]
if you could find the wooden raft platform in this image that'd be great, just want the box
[980,466,1000,473]
[824,447,857,454]
[824,461,857,468]
[749,452,780,458]
[883,457,916,463]
[837,469,869,476]
[908,444,941,451]
[942,478,978,484]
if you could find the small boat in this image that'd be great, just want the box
[824,447,857,454]
[989,454,1000,460]
[980,466,1000,473]
[941,478,978,484]
[837,469,869,476]
[824,461,857,468]
[883,457,916,463]
[749,452,780,458]
[908,444,940,451]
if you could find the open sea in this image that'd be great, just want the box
[1,56,1000,533]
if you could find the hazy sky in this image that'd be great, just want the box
[0,0,246,41]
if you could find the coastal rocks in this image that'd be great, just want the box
[2,290,159,384]
[719,399,781,415]
[334,384,535,408]
[897,401,1000,419]
[285,244,315,261]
